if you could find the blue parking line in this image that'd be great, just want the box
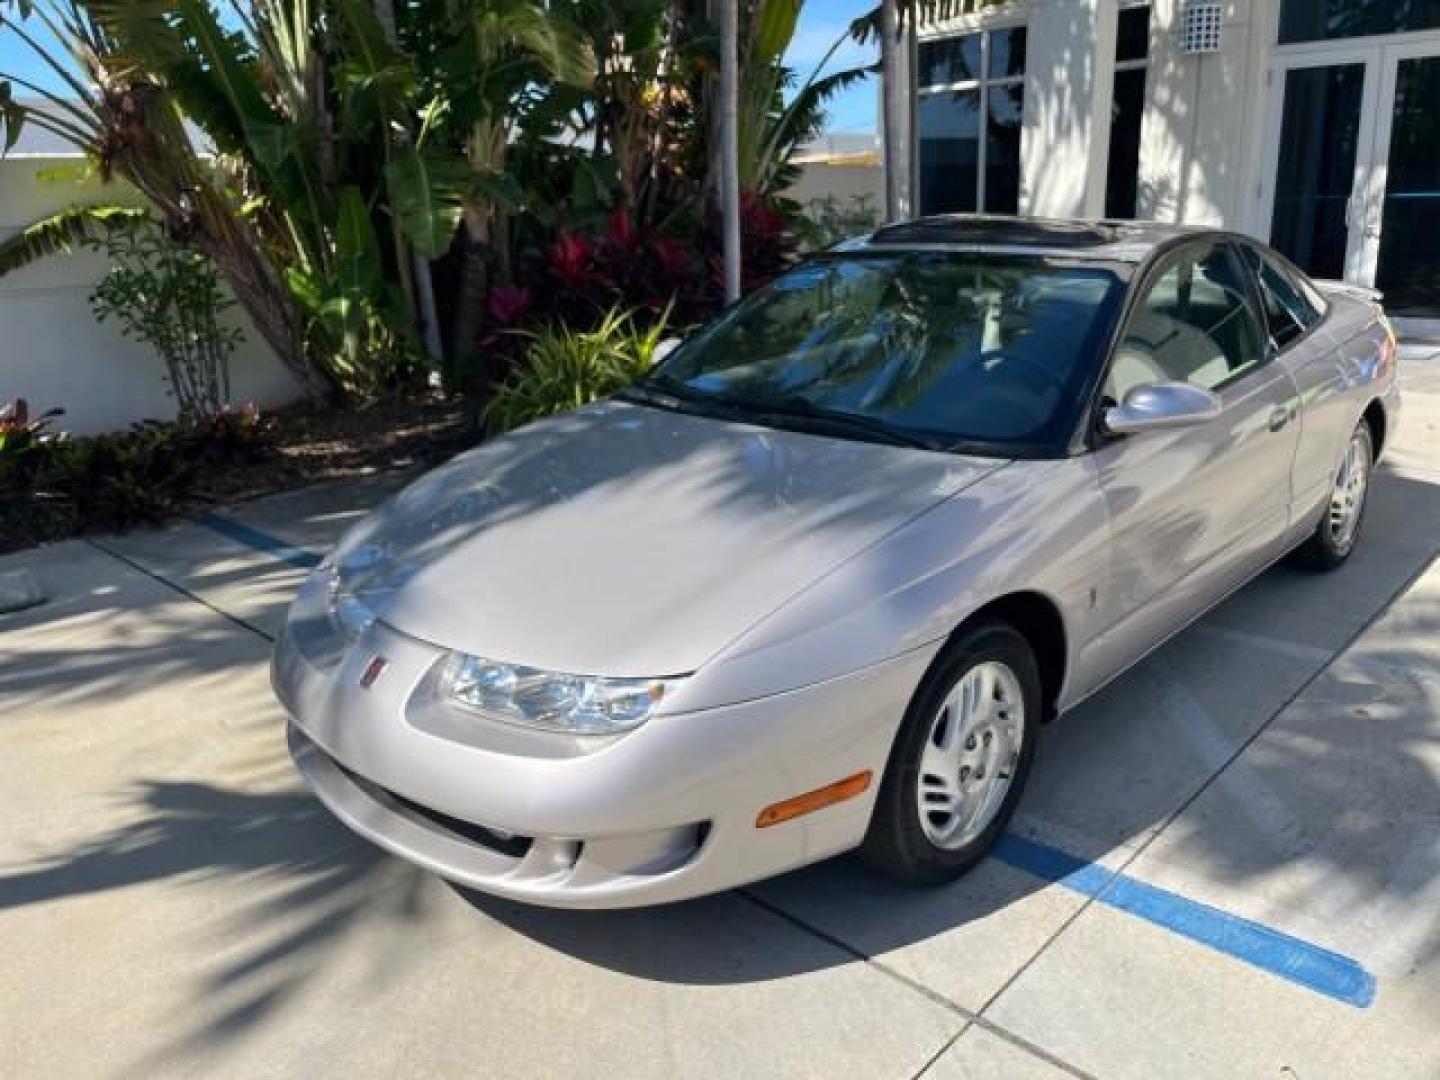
[994,834,1376,1008]
[197,512,323,571]
[202,510,1377,1009]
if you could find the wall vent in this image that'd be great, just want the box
[1178,1,1223,54]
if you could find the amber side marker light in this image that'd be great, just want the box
[756,771,873,828]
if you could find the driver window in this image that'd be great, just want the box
[1107,243,1267,403]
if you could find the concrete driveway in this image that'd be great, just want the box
[4,356,1440,1079]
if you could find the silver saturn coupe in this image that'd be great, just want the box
[274,217,1400,909]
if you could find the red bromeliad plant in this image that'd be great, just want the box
[733,192,795,295]
[487,286,534,328]
[476,191,798,384]
[548,233,594,291]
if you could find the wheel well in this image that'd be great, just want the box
[1363,399,1387,457]
[961,592,1067,721]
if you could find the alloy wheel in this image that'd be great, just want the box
[1328,429,1371,554]
[916,660,1025,851]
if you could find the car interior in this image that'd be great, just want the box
[1105,243,1266,405]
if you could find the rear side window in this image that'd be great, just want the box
[1107,242,1267,401]
[1240,243,1323,350]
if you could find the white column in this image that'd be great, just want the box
[1084,0,1121,217]
[720,0,741,302]
[881,0,916,221]
[1019,0,1109,218]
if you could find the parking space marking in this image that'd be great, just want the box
[196,512,324,571]
[994,834,1376,1008]
[194,510,1381,1011]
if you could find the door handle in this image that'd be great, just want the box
[1268,404,1293,432]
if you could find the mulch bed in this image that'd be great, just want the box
[0,394,478,556]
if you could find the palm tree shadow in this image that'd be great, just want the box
[0,778,432,1072]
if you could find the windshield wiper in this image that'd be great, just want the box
[614,383,688,410]
[624,379,940,452]
[752,396,941,452]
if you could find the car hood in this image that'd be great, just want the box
[336,400,1003,677]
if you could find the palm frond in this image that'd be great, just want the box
[0,205,149,277]
[851,0,1005,43]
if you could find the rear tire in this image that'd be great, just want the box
[861,618,1040,885]
[1290,418,1374,571]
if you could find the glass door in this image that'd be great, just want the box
[1369,50,1440,320]
[1264,52,1381,284]
[1265,37,1440,331]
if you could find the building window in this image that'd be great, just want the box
[1105,4,1151,219]
[1279,0,1440,44]
[918,26,1027,215]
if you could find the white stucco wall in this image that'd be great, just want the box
[918,0,1282,234]
[0,156,304,435]
[1137,0,1275,232]
[787,161,885,212]
[1019,0,1115,218]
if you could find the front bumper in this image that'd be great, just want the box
[274,575,935,909]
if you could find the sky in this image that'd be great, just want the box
[0,1,878,136]
[782,0,880,137]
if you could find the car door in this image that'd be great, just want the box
[1081,240,1303,687]
[1240,242,1381,531]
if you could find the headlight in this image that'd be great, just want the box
[440,653,682,734]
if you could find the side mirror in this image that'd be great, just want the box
[1102,381,1221,436]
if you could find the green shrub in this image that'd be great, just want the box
[484,307,669,433]
[3,404,278,532]
[87,217,244,423]
[47,423,200,528]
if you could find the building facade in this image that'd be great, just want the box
[912,0,1440,335]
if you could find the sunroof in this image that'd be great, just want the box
[870,217,1120,249]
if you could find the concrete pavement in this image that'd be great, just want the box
[3,356,1439,1078]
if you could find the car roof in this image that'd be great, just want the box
[836,214,1202,264]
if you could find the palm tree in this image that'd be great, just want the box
[0,1,326,387]
[425,0,594,377]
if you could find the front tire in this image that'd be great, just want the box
[861,619,1040,885]
[1291,418,1374,571]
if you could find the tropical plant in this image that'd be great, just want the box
[188,401,277,463]
[0,204,147,275]
[0,2,321,387]
[45,420,201,527]
[86,214,244,422]
[0,398,65,496]
[0,0,852,406]
[407,0,595,381]
[483,305,668,432]
[0,1,465,397]
[736,0,870,199]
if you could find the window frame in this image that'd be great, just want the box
[1105,2,1152,219]
[1235,239,1333,358]
[1276,0,1440,46]
[917,22,1028,214]
[1103,237,1275,403]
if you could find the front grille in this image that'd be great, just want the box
[387,790,533,859]
[332,756,533,859]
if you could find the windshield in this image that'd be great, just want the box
[647,252,1127,454]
